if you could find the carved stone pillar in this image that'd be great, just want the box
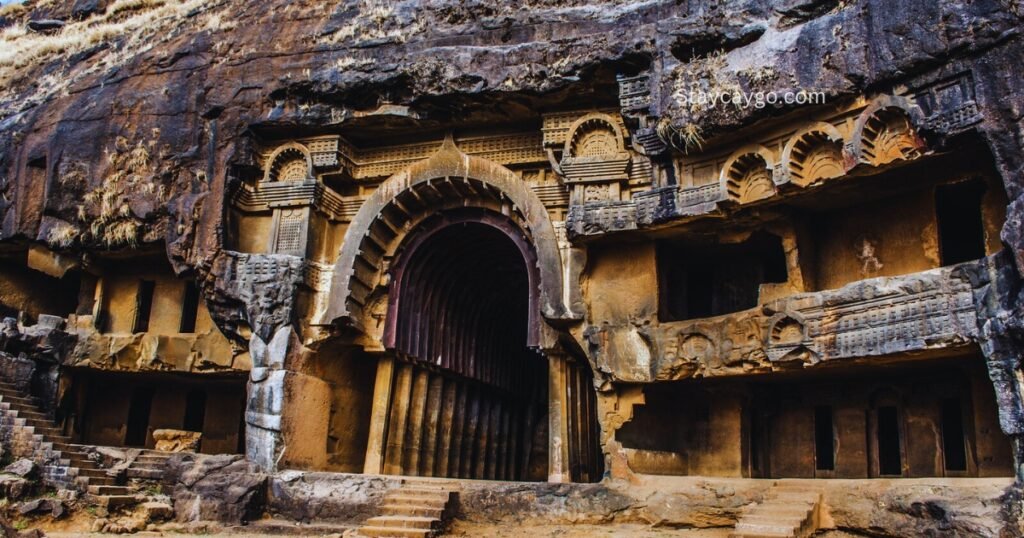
[384,364,414,475]
[404,369,430,475]
[245,327,290,471]
[363,355,395,474]
[421,374,444,476]
[449,385,468,478]
[435,380,457,477]
[548,352,571,483]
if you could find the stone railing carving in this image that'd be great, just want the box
[914,72,983,135]
[584,265,980,383]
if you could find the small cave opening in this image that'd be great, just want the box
[814,405,835,472]
[941,397,968,472]
[875,405,903,476]
[67,369,247,453]
[658,231,788,321]
[935,179,986,266]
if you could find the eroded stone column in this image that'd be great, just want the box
[548,352,571,483]
[449,384,468,478]
[404,369,430,474]
[363,355,395,474]
[435,379,457,477]
[421,374,444,476]
[245,327,291,471]
[384,363,414,475]
[474,395,492,479]
[461,391,480,478]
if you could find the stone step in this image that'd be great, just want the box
[93,495,138,510]
[365,516,438,530]
[68,459,101,471]
[15,409,49,420]
[732,522,798,537]
[88,485,132,496]
[127,467,164,480]
[358,525,433,538]
[380,504,444,519]
[62,452,94,464]
[84,476,118,486]
[30,426,68,439]
[77,468,112,479]
[135,454,171,463]
[130,461,165,470]
[384,495,448,508]
[0,394,36,406]
[387,489,450,500]
[739,514,808,526]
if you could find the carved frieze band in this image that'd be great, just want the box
[588,266,979,383]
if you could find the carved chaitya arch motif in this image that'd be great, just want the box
[781,123,848,187]
[851,95,927,166]
[721,145,776,204]
[558,112,632,203]
[566,114,626,158]
[263,142,314,182]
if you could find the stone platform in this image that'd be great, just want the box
[260,471,1016,536]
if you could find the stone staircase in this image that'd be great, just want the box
[0,377,167,513]
[0,378,111,491]
[731,482,824,538]
[357,480,457,538]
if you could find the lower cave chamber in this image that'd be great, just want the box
[617,353,1013,479]
[61,368,247,454]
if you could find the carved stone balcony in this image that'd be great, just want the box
[567,181,727,237]
[584,263,980,384]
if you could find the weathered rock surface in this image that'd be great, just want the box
[3,458,37,479]
[15,497,66,518]
[260,471,1020,535]
[0,0,1021,272]
[163,453,267,525]
[0,474,30,500]
[153,429,202,453]
[267,471,399,524]
[0,1,1023,534]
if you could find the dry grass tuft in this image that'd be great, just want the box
[318,0,420,46]
[0,3,27,18]
[62,133,170,248]
[46,221,80,248]
[0,0,215,89]
[671,50,744,117]
[656,118,705,155]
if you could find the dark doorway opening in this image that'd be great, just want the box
[814,405,835,472]
[125,386,154,447]
[659,231,788,321]
[179,282,200,333]
[184,389,207,432]
[877,406,902,476]
[942,398,968,472]
[935,180,986,266]
[132,280,156,333]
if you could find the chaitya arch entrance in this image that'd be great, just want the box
[356,208,602,482]
[374,209,548,480]
[323,139,601,482]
